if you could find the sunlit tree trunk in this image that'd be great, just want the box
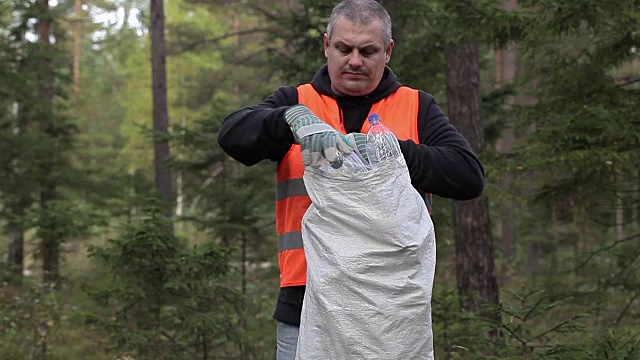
[150,0,173,219]
[7,102,25,278]
[175,114,185,225]
[446,43,500,321]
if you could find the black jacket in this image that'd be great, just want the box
[218,65,485,326]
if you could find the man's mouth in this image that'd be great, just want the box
[344,72,366,77]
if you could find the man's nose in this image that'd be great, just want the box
[348,51,364,68]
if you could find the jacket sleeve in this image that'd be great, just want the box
[398,91,485,200]
[217,86,298,165]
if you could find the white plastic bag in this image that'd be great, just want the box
[297,155,436,359]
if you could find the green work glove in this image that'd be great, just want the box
[345,132,369,163]
[285,105,353,168]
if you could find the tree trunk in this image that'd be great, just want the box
[634,168,639,227]
[445,43,500,319]
[150,0,173,218]
[73,0,82,94]
[494,0,518,280]
[37,0,59,287]
[37,0,54,102]
[615,171,624,241]
[7,223,24,276]
[41,185,59,286]
[36,0,57,353]
[495,44,516,275]
[616,196,624,241]
[41,186,60,288]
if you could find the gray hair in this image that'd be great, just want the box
[326,0,392,46]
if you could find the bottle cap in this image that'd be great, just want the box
[368,113,380,124]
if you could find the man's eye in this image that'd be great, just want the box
[361,48,379,57]
[338,47,350,54]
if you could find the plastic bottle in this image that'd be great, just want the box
[366,113,401,166]
[319,150,370,174]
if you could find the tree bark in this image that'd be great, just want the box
[445,43,500,319]
[150,0,173,218]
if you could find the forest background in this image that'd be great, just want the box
[1,0,640,359]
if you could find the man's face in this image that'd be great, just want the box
[324,16,393,97]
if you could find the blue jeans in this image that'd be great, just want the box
[276,321,299,360]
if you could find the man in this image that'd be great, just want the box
[217,0,485,358]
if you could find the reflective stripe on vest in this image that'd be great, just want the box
[275,83,420,287]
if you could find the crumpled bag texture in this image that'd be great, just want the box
[297,156,436,360]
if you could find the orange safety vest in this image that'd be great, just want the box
[275,83,420,288]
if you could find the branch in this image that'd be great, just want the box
[615,291,640,327]
[500,323,528,345]
[523,296,546,321]
[251,1,307,21]
[170,27,276,55]
[568,232,640,272]
[616,78,640,87]
[220,47,271,66]
[188,164,224,213]
[605,250,640,287]
[250,3,283,23]
[160,330,178,344]
[532,312,585,340]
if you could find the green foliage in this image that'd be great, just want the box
[0,0,89,285]
[432,285,640,360]
[0,279,62,359]
[431,285,484,358]
[511,0,640,207]
[494,0,640,326]
[0,1,47,232]
[570,330,640,360]
[487,288,589,358]
[85,198,242,359]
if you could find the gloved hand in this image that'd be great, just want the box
[345,132,369,163]
[285,105,353,168]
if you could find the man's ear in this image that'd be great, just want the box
[385,39,395,62]
[323,33,330,58]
